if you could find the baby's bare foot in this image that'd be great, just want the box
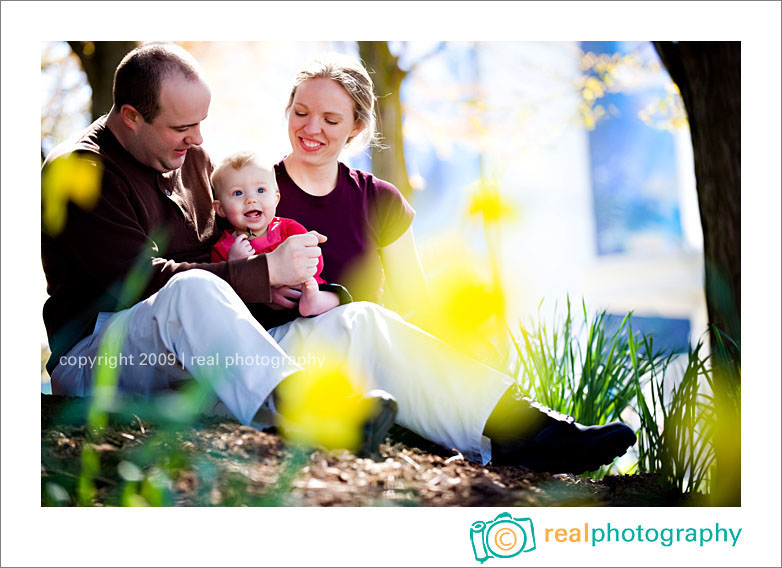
[299,278,340,317]
[298,278,319,317]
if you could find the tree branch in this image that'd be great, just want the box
[406,41,447,74]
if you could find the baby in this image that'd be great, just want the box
[210,152,339,317]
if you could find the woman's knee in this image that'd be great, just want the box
[338,301,404,331]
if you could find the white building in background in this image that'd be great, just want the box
[399,41,707,352]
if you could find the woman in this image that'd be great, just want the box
[271,53,429,319]
[264,53,637,473]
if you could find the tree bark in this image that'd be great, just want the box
[654,41,741,507]
[653,41,741,346]
[68,41,138,120]
[358,42,413,198]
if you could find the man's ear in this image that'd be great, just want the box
[119,104,143,131]
[213,200,226,218]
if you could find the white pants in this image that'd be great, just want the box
[51,270,513,463]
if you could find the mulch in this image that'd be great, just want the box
[40,394,705,507]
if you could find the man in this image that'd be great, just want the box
[42,43,636,472]
[42,43,329,423]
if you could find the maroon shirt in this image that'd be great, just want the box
[275,160,415,304]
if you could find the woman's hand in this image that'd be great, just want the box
[269,284,302,310]
[228,234,254,260]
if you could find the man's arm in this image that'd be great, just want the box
[44,167,273,308]
[43,155,325,324]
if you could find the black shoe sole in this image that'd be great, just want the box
[495,423,637,474]
[357,397,398,459]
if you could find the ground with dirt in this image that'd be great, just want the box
[41,395,705,507]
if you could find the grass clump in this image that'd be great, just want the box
[507,296,740,497]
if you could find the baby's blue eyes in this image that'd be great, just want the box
[230,188,265,196]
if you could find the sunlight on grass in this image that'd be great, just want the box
[78,314,128,505]
[507,297,741,492]
[510,297,663,428]
[629,326,740,497]
[708,328,741,506]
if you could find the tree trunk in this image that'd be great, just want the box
[653,41,741,346]
[358,42,413,198]
[653,41,740,506]
[68,41,138,120]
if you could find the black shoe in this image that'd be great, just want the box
[485,386,636,473]
[357,389,398,459]
[272,374,397,457]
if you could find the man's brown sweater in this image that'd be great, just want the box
[41,117,272,374]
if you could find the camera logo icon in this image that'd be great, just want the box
[470,512,536,563]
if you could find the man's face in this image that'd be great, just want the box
[134,74,211,172]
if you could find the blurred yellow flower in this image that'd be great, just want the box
[418,240,507,363]
[468,178,517,225]
[275,355,372,452]
[42,152,103,235]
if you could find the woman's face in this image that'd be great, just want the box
[287,78,364,168]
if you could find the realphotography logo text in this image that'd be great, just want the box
[544,522,742,548]
[469,515,742,563]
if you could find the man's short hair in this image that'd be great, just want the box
[113,43,204,122]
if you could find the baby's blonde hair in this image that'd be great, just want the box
[210,152,278,199]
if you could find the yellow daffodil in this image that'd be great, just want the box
[42,152,103,235]
[275,352,372,452]
[468,178,517,225]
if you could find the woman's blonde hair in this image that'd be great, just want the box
[285,53,379,151]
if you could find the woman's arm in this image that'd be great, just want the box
[379,226,430,320]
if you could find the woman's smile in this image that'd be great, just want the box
[287,78,363,168]
[298,136,324,151]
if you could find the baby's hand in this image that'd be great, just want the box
[228,234,254,260]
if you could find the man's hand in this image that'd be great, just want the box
[266,231,327,287]
[269,285,302,310]
[228,234,254,260]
